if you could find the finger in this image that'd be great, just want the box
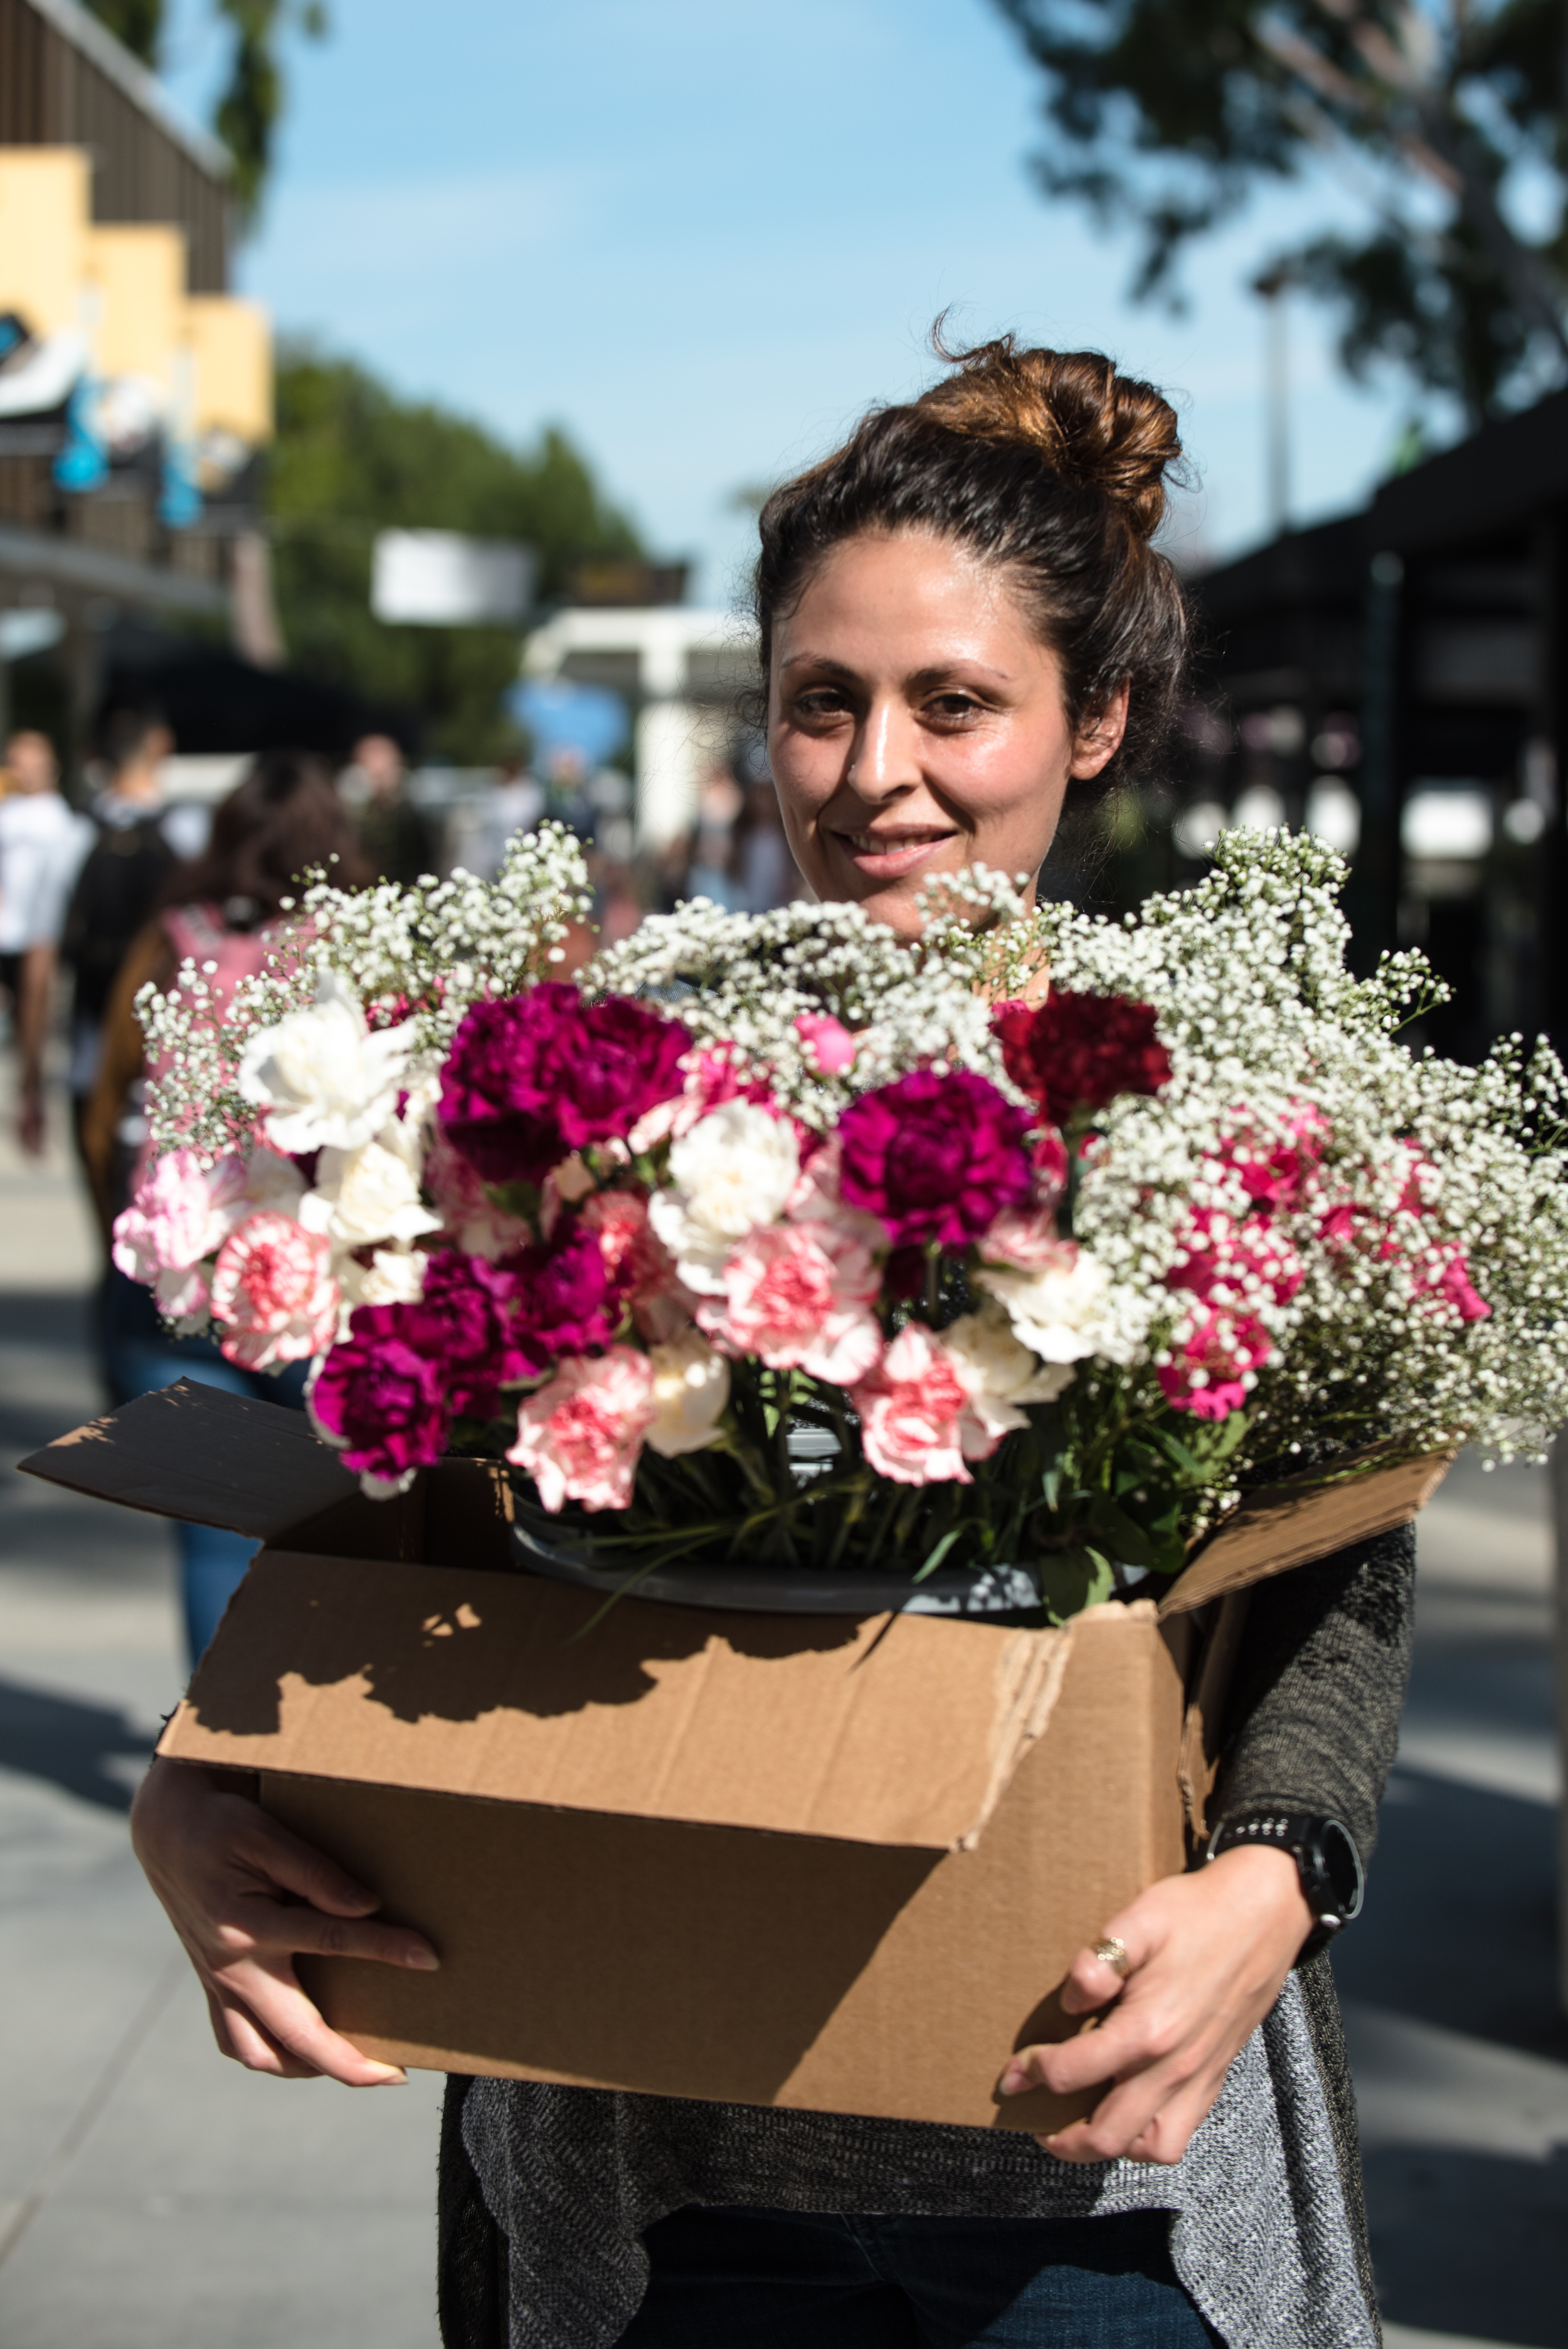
[1118,2065,1233,2167]
[211,1959,408,2087]
[1059,1944,1135,2017]
[208,1983,324,2079]
[1039,2046,1208,2165]
[1003,1985,1183,2101]
[214,1904,440,1972]
[231,1811,386,1917]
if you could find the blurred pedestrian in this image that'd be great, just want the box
[466,754,544,881]
[687,760,743,908]
[82,748,371,1664]
[60,705,179,1159]
[344,731,438,889]
[733,768,798,912]
[0,729,92,1153]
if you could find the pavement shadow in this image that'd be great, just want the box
[1334,1765,1568,2064]
[1363,2141,1568,2346]
[0,1673,153,1812]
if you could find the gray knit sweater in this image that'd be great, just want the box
[437,1526,1416,2349]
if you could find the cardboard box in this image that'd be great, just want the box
[21,1382,1450,2132]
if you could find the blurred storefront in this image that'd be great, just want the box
[0,0,275,772]
[1187,395,1568,1061]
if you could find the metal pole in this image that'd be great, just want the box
[1553,1437,1568,2013]
[1254,267,1292,538]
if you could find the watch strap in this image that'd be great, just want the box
[1204,1810,1365,1948]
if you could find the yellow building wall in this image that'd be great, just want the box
[0,150,92,337]
[185,296,273,443]
[84,225,188,383]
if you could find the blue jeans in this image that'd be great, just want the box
[619,2207,1221,2348]
[99,1266,309,1667]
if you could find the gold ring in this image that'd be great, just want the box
[1092,1936,1131,1979]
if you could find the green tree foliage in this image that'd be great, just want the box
[83,0,326,222]
[992,0,1568,425]
[86,0,162,63]
[269,348,644,763]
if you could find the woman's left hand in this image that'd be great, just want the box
[998,1845,1313,2166]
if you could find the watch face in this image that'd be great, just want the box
[1310,1819,1365,1922]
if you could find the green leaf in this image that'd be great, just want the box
[1035,1547,1116,1625]
[1085,1495,1158,1567]
[912,1529,963,1585]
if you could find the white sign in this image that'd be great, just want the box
[371,530,535,627]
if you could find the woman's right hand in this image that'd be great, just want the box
[130,1756,440,2085]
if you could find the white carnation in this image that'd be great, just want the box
[977,1247,1114,1364]
[238,970,415,1155]
[338,1245,430,1325]
[940,1298,1075,1441]
[645,1328,731,1458]
[303,1132,442,1254]
[649,1101,800,1293]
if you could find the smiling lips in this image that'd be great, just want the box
[834,826,956,876]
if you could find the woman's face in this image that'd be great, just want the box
[768,528,1127,939]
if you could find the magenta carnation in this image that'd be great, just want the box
[395,1249,537,1421]
[438,984,691,1185]
[837,1068,1032,1251]
[310,1325,451,1482]
[499,1214,620,1374]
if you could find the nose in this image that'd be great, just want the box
[847,693,921,800]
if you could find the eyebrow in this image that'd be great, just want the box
[778,654,1017,688]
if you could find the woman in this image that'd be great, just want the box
[85,749,371,1662]
[130,342,1411,2346]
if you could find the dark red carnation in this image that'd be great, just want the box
[309,1326,450,1482]
[837,1068,1032,1251]
[438,984,691,1185]
[995,990,1172,1128]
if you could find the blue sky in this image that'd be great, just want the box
[161,0,1425,603]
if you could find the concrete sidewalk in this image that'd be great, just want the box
[0,1090,1562,2348]
[0,1106,444,2349]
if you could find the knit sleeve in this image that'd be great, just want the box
[1210,1522,1416,1865]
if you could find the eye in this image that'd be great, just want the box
[790,685,854,723]
[924,691,986,726]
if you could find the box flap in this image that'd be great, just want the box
[16,1380,358,1538]
[159,1551,1081,1852]
[1158,1447,1454,1617]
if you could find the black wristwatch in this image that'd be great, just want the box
[1204,1811,1365,1954]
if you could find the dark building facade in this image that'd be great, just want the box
[1187,395,1568,1060]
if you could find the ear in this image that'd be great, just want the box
[1070,682,1130,780]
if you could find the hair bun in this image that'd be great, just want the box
[914,332,1182,543]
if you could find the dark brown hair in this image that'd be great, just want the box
[159,748,373,928]
[755,334,1189,789]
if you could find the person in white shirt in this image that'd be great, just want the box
[0,731,91,1154]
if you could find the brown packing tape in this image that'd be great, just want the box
[16,1378,358,1539]
[160,1551,1089,1853]
[1158,1448,1454,1618]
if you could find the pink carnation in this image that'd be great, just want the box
[850,1322,974,1486]
[697,1219,884,1385]
[578,1187,691,1340]
[112,1147,248,1285]
[980,1202,1066,1273]
[507,1345,655,1512]
[794,1012,857,1076]
[209,1212,339,1371]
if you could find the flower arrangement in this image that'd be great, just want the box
[114,823,1568,1621]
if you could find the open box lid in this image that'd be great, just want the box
[16,1379,359,1539]
[156,1549,1076,1853]
[19,1379,1452,1625]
